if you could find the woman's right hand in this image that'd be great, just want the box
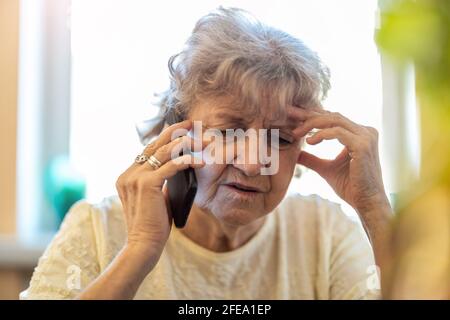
[77,120,209,299]
[115,119,208,266]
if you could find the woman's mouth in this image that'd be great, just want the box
[222,182,262,198]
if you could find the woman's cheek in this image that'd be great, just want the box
[193,164,225,204]
[273,151,298,190]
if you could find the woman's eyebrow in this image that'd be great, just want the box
[269,125,297,132]
[267,119,298,130]
[210,112,249,127]
[207,112,297,130]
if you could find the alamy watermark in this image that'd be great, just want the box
[170,121,282,175]
[66,265,81,291]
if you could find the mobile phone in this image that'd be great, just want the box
[165,109,198,228]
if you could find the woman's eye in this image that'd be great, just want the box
[220,130,230,136]
[276,137,294,149]
[268,131,293,148]
[211,128,293,148]
[279,137,293,145]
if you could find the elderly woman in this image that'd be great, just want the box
[22,7,392,300]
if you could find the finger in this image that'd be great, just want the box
[286,105,324,121]
[129,120,192,170]
[293,112,362,138]
[305,127,360,152]
[297,150,330,174]
[151,154,205,186]
[143,119,193,157]
[138,135,211,173]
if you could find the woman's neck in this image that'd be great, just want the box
[180,205,267,252]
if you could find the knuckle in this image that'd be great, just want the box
[174,136,187,148]
[160,123,173,135]
[172,155,190,166]
[304,118,318,130]
[171,156,183,166]
[144,141,157,155]
[164,138,182,159]
[115,176,124,190]
[334,127,346,136]
[327,113,342,126]
[170,127,189,141]
[171,135,183,146]
[157,143,170,156]
[330,112,342,119]
[359,140,371,151]
[367,126,379,138]
[175,136,189,152]
[182,135,192,146]
[126,177,139,192]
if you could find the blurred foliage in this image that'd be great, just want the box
[376,0,450,299]
[377,0,450,188]
[376,0,450,106]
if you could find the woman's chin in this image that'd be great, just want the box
[213,206,263,226]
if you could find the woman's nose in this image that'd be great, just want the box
[231,135,268,177]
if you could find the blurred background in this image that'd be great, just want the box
[0,0,447,299]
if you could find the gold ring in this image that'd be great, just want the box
[135,154,149,164]
[147,155,162,170]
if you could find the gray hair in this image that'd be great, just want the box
[157,7,330,120]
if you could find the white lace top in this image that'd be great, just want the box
[20,193,380,299]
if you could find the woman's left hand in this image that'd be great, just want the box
[288,106,391,214]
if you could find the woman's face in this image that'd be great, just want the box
[189,99,303,226]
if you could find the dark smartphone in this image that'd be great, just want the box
[165,109,197,228]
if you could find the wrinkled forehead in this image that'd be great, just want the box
[190,95,298,129]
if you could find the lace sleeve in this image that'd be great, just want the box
[20,201,101,299]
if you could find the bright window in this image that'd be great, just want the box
[70,0,382,216]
